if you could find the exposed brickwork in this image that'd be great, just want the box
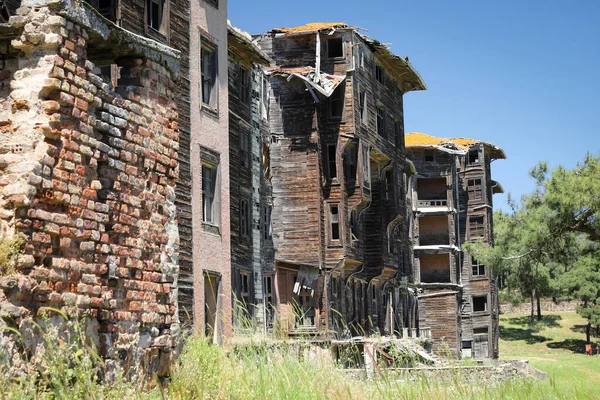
[0,1,180,377]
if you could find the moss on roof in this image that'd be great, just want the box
[406,132,506,159]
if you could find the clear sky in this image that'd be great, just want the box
[229,0,600,211]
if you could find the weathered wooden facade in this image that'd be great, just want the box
[227,25,274,330]
[254,23,426,337]
[406,132,505,358]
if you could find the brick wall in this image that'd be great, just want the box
[0,1,180,377]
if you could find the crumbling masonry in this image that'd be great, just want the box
[0,0,180,376]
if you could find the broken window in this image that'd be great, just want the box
[329,204,340,244]
[202,163,217,224]
[469,215,485,239]
[263,205,272,239]
[240,199,250,237]
[264,274,275,327]
[472,295,488,312]
[204,271,221,343]
[343,143,358,187]
[359,90,367,125]
[240,272,250,309]
[394,119,402,147]
[362,144,371,189]
[240,132,249,168]
[326,143,337,180]
[384,169,394,200]
[146,0,166,33]
[206,0,218,7]
[201,42,217,108]
[329,86,344,119]
[89,0,117,21]
[467,178,482,201]
[327,38,344,59]
[350,209,359,243]
[468,148,480,165]
[375,65,384,84]
[239,66,250,105]
[376,106,386,137]
[262,143,271,179]
[472,257,486,277]
[424,150,435,162]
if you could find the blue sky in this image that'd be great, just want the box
[229,0,600,211]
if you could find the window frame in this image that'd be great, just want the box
[344,143,358,188]
[326,143,337,181]
[201,38,218,111]
[472,295,488,313]
[376,105,386,138]
[239,65,251,106]
[471,257,486,278]
[424,150,435,162]
[329,85,344,120]
[202,163,217,224]
[469,215,485,240]
[358,89,367,126]
[239,131,249,168]
[240,198,250,237]
[375,65,384,84]
[145,0,168,37]
[327,203,342,246]
[327,37,344,60]
[467,178,483,201]
[263,205,272,240]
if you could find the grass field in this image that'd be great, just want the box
[499,311,600,399]
[2,311,600,399]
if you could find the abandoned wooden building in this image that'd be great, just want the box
[250,23,427,337]
[405,132,506,358]
[0,0,507,367]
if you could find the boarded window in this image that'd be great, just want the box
[239,66,250,105]
[375,65,384,84]
[202,163,217,224]
[328,38,343,58]
[240,132,249,168]
[473,295,488,312]
[240,199,250,237]
[326,144,337,179]
[201,43,217,108]
[376,106,386,137]
[469,215,485,239]
[467,178,482,201]
[472,257,486,277]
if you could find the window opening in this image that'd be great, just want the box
[240,199,249,236]
[472,296,488,312]
[239,66,250,105]
[328,38,343,58]
[376,106,385,137]
[359,90,367,125]
[330,204,340,242]
[330,86,344,119]
[375,65,384,84]
[326,144,337,179]
[424,150,435,162]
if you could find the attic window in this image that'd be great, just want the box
[328,38,344,59]
[424,150,435,162]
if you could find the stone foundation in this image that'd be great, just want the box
[0,0,180,378]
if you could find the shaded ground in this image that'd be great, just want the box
[500,311,600,399]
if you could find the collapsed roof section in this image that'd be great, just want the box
[266,22,426,94]
[266,66,346,98]
[228,22,272,66]
[405,132,507,160]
